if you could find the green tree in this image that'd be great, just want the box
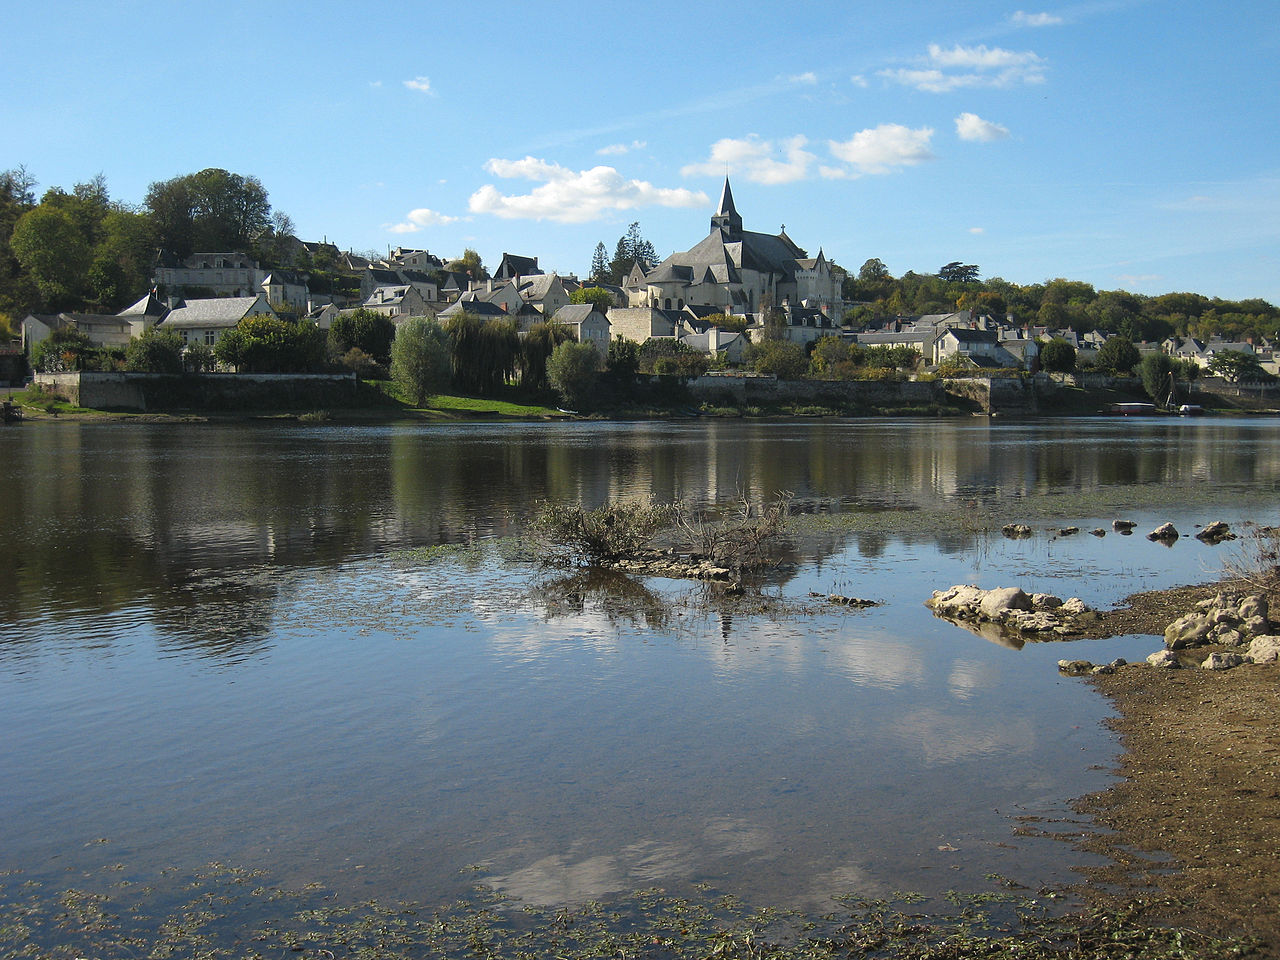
[569,286,615,310]
[446,248,487,281]
[638,338,708,377]
[546,340,601,408]
[1095,335,1141,374]
[606,338,640,379]
[938,262,980,283]
[520,320,575,392]
[859,258,890,283]
[328,308,396,365]
[124,327,185,374]
[809,335,862,378]
[31,326,95,372]
[145,168,273,257]
[1208,349,1268,383]
[1139,352,1176,404]
[608,222,657,284]
[391,317,452,405]
[0,167,38,316]
[214,315,324,372]
[746,340,807,379]
[10,206,91,309]
[442,311,518,395]
[1039,337,1077,373]
[589,241,609,283]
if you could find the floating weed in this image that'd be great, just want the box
[3,863,1253,960]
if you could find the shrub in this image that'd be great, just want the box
[1039,337,1077,373]
[124,328,185,374]
[673,492,793,572]
[531,499,678,565]
[745,340,806,379]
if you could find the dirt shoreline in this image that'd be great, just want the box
[1064,579,1280,950]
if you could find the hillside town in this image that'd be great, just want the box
[8,177,1280,393]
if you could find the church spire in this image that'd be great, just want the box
[711,177,743,240]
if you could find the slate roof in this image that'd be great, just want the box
[161,296,268,329]
[942,327,999,344]
[438,300,510,319]
[551,304,605,325]
[495,253,541,279]
[118,292,169,319]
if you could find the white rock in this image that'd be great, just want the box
[1202,651,1245,670]
[1147,650,1181,668]
[1246,635,1280,663]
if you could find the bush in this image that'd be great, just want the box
[340,347,387,380]
[1096,336,1140,374]
[1139,352,1175,404]
[638,338,708,377]
[329,308,396,366]
[531,499,678,565]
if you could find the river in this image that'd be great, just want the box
[0,417,1276,914]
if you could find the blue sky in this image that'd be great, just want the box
[5,0,1278,304]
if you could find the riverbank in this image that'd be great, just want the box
[1061,579,1280,950]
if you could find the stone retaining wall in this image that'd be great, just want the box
[36,372,360,412]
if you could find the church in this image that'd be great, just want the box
[625,179,846,320]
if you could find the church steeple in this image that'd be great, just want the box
[710,177,743,241]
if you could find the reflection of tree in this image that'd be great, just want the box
[148,568,279,660]
[528,569,671,631]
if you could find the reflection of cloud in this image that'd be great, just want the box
[487,853,622,905]
[895,708,1035,765]
[704,816,772,855]
[829,633,926,688]
[946,660,998,701]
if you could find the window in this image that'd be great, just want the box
[205,330,216,346]
[179,330,189,345]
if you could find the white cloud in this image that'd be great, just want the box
[880,43,1045,92]
[681,134,816,185]
[468,157,708,223]
[827,124,935,176]
[788,71,818,85]
[596,140,647,156]
[1011,10,1064,26]
[1115,273,1164,289]
[955,112,1010,141]
[403,76,433,94]
[969,227,985,234]
[386,208,461,233]
[850,74,869,88]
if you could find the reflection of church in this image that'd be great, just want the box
[625,178,846,319]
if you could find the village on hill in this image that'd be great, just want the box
[5,170,1279,402]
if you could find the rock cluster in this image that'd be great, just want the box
[926,584,1095,637]
[808,592,881,608]
[1164,591,1272,650]
[607,550,734,581]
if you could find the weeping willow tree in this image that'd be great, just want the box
[442,311,519,395]
[520,320,575,392]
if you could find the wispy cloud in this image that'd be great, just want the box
[1114,273,1163,289]
[1011,10,1064,26]
[826,124,936,176]
[880,43,1045,92]
[681,134,816,185]
[386,208,461,233]
[969,227,986,234]
[596,140,647,156]
[468,157,708,223]
[403,76,434,94]
[955,112,1010,141]
[788,71,818,85]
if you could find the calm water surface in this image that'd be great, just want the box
[1,417,1277,911]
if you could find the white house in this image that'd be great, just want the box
[159,295,276,348]
[550,304,610,350]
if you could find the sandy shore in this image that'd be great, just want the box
[1065,580,1280,949]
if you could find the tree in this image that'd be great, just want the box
[1095,335,1141,374]
[10,206,91,308]
[442,311,518,395]
[214,315,324,372]
[745,340,807,379]
[328,308,396,365]
[606,338,640,379]
[446,248,487,281]
[608,222,657,284]
[589,241,609,283]
[124,327,185,374]
[520,320,575,392]
[1039,337,1077,373]
[31,326,95,372]
[391,317,452,405]
[569,286,615,311]
[938,262,980,283]
[0,167,38,315]
[1139,352,1176,404]
[1208,349,1268,383]
[859,258,890,283]
[145,168,273,257]
[546,340,601,408]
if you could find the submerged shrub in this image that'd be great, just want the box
[531,499,677,565]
